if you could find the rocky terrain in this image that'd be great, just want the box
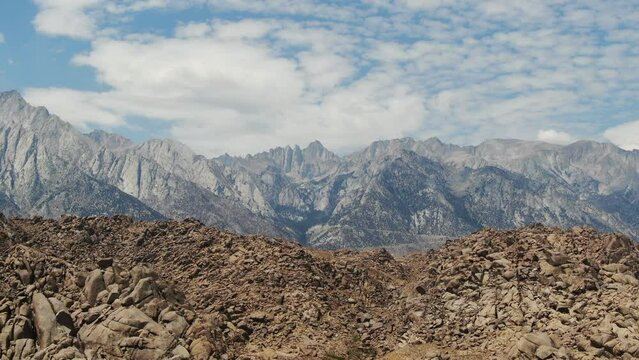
[2,215,639,359]
[0,91,638,249]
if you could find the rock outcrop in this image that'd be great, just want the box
[2,215,639,359]
[398,224,639,359]
[0,245,202,359]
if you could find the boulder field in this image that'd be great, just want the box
[1,215,639,359]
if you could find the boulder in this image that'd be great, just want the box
[31,292,58,348]
[78,306,177,359]
[13,338,36,359]
[83,270,105,306]
[127,277,156,305]
[190,338,213,360]
[535,345,555,359]
[97,258,114,270]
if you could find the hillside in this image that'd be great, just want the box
[2,216,639,359]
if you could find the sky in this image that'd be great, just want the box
[0,0,638,156]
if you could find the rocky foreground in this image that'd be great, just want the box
[1,216,639,359]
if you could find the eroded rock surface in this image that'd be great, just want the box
[2,215,639,359]
[399,224,639,359]
[1,246,201,359]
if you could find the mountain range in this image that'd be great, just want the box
[0,90,637,248]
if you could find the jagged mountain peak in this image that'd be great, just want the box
[306,139,325,149]
[303,140,338,161]
[0,91,45,120]
[0,90,72,133]
[473,138,563,162]
[564,139,622,153]
[137,138,196,159]
[240,141,340,175]
[348,137,453,163]
[352,137,413,157]
[0,90,30,123]
[303,139,331,154]
[87,129,135,150]
[0,89,23,101]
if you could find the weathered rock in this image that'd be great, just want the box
[31,293,58,348]
[3,217,639,359]
[190,338,213,360]
[55,310,74,333]
[97,258,113,270]
[13,338,35,359]
[159,309,188,337]
[11,316,35,340]
[78,306,176,359]
[83,270,105,306]
[518,336,538,356]
[502,270,516,280]
[171,344,190,359]
[535,345,555,359]
[127,277,156,304]
[105,285,120,305]
[248,311,272,323]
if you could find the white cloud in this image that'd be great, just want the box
[0,33,5,44]
[26,23,424,155]
[24,0,639,155]
[537,129,574,145]
[24,88,126,128]
[168,71,426,154]
[25,18,429,155]
[72,36,304,109]
[212,19,275,40]
[33,0,208,39]
[604,121,639,150]
[297,51,356,93]
[33,0,103,39]
[175,22,212,38]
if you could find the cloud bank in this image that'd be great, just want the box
[537,129,574,145]
[25,0,639,155]
[604,121,639,151]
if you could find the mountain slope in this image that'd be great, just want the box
[0,92,161,220]
[0,91,285,236]
[1,90,638,248]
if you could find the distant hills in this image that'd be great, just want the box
[0,90,637,248]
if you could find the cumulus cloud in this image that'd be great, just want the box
[175,22,212,38]
[26,26,424,155]
[604,121,639,150]
[24,88,126,128]
[72,36,305,110]
[25,0,639,155]
[0,33,5,44]
[537,129,574,145]
[33,0,104,39]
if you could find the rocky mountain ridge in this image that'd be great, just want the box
[0,90,637,249]
[2,216,639,359]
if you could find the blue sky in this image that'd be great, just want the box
[0,0,638,155]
